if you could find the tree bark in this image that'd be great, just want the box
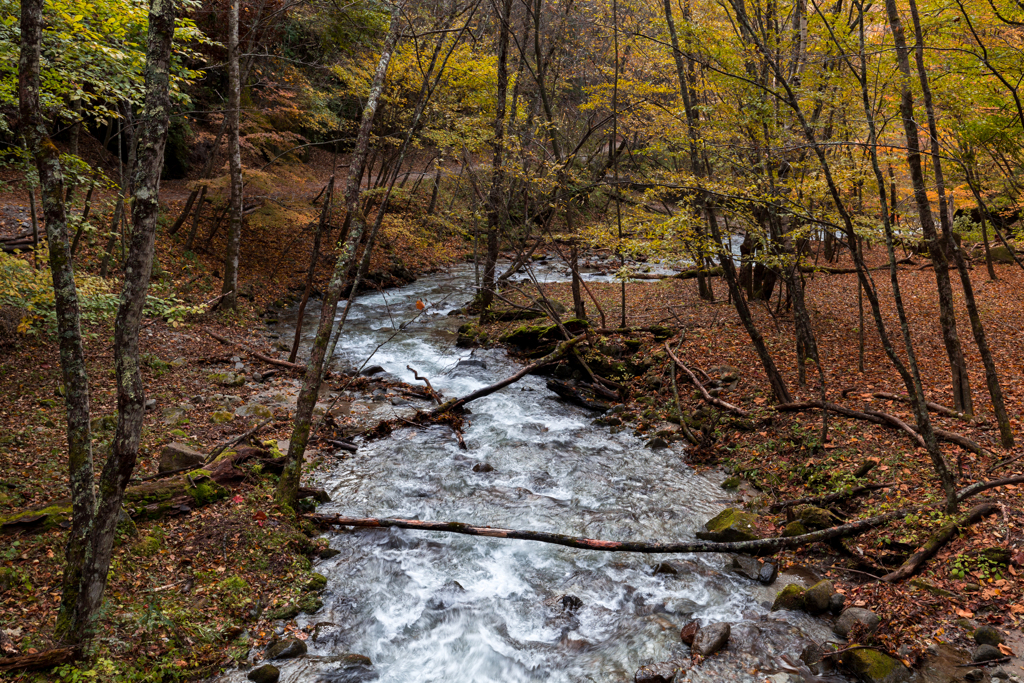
[289,178,334,364]
[221,0,243,309]
[18,0,94,645]
[70,0,176,643]
[276,3,403,509]
[478,0,512,314]
[884,0,972,417]
[905,0,1014,448]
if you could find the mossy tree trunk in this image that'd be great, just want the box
[18,0,94,645]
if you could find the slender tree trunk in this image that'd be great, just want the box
[19,0,94,644]
[184,184,207,251]
[906,0,1014,447]
[69,0,176,642]
[478,0,512,314]
[289,178,334,364]
[276,3,403,509]
[884,0,972,416]
[221,0,243,308]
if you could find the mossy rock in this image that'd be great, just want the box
[989,245,1015,264]
[211,410,235,424]
[793,504,835,530]
[0,504,71,534]
[771,584,806,611]
[298,594,323,614]
[208,372,246,387]
[266,603,301,620]
[306,572,328,591]
[782,521,808,537]
[134,535,162,557]
[649,324,673,340]
[720,476,742,490]
[498,323,557,348]
[803,580,834,614]
[90,414,117,432]
[696,508,761,543]
[839,648,910,683]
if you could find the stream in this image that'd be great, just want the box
[217,261,849,683]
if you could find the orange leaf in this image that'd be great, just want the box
[956,609,973,618]
[416,300,425,310]
[999,643,1014,656]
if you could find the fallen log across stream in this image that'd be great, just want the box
[309,507,910,555]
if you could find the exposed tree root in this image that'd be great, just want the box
[881,502,998,582]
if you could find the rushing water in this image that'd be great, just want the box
[218,262,847,683]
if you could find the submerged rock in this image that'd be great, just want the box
[696,508,761,543]
[634,659,689,683]
[317,653,377,682]
[680,620,699,646]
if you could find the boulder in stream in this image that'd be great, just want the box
[265,637,307,660]
[696,508,761,543]
[318,653,378,682]
[692,622,731,657]
[247,663,279,683]
[834,607,880,638]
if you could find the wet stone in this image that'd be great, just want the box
[360,365,385,376]
[828,592,846,615]
[759,561,779,585]
[634,659,689,683]
[680,620,699,646]
[802,580,834,614]
[696,508,761,543]
[247,663,280,683]
[692,622,731,657]
[973,644,1004,662]
[317,653,378,682]
[834,607,880,638]
[265,637,307,660]
[561,594,583,612]
[965,669,985,682]
[472,463,494,473]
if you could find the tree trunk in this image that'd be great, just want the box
[884,0,972,416]
[72,0,175,643]
[289,178,334,364]
[276,3,403,509]
[18,0,94,645]
[221,0,243,309]
[478,0,512,315]
[905,0,1014,447]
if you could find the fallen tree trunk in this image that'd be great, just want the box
[430,334,585,415]
[0,646,79,673]
[309,507,909,555]
[776,401,990,457]
[769,483,891,513]
[872,392,963,419]
[1,448,328,535]
[881,502,998,582]
[205,329,304,370]
[664,342,749,417]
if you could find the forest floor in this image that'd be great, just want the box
[2,147,1024,680]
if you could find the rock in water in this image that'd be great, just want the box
[265,637,307,660]
[840,648,911,683]
[692,622,731,657]
[974,624,1004,646]
[319,653,377,682]
[247,664,280,683]
[158,442,204,473]
[696,508,761,542]
[758,561,779,585]
[680,620,699,646]
[834,607,881,638]
[802,580,834,614]
[771,584,806,611]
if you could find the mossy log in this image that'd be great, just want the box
[0,448,327,535]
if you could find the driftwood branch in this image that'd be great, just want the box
[431,335,585,416]
[664,342,749,417]
[205,329,304,370]
[881,502,998,582]
[309,507,909,555]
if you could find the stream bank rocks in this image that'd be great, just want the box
[839,649,910,683]
[770,580,836,614]
[696,508,761,542]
